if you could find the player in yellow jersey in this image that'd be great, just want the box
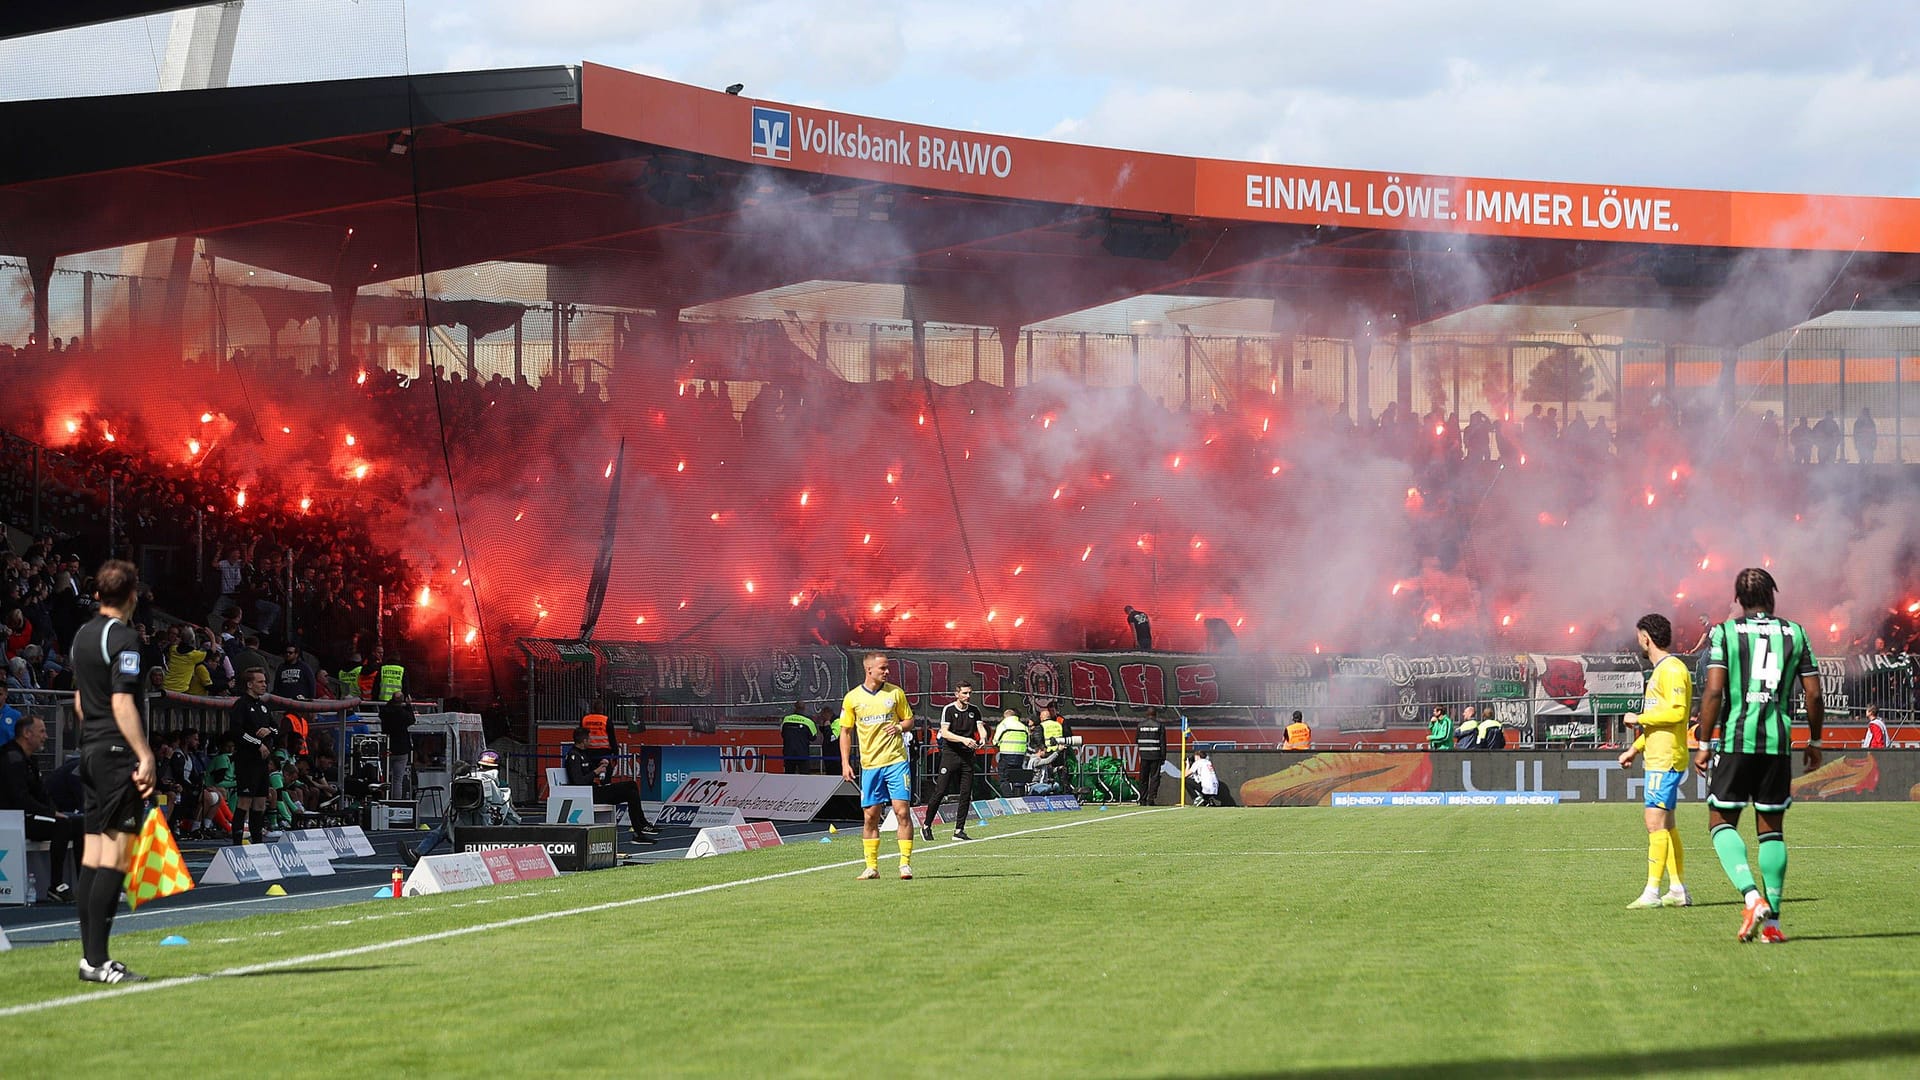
[841,652,915,880]
[1618,613,1693,908]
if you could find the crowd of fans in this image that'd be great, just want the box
[3,331,1917,660]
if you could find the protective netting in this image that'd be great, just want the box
[5,4,1920,717]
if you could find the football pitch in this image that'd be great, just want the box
[3,804,1917,1078]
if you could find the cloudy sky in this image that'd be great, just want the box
[6,0,1920,196]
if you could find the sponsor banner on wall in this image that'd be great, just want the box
[669,772,843,821]
[457,825,618,872]
[1225,750,1920,806]
[1330,792,1563,806]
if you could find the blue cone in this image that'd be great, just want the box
[371,886,396,898]
[160,935,189,946]
[818,835,833,843]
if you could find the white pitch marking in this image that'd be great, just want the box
[0,808,1173,1017]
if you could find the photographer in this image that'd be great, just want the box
[403,749,518,866]
[563,725,658,841]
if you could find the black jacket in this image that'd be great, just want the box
[0,739,60,819]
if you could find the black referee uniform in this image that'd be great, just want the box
[920,699,987,839]
[72,605,151,981]
[228,684,278,844]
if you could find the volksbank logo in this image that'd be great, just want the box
[750,106,791,161]
[752,103,1013,179]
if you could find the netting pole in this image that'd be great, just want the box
[971,327,981,382]
[107,476,115,560]
[512,315,524,383]
[82,271,93,344]
[1897,352,1905,463]
[194,509,202,587]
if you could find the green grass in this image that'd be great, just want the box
[3,804,1918,1078]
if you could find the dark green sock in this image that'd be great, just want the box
[1757,831,1787,913]
[1711,824,1758,898]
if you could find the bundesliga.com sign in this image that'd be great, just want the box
[752,105,1013,178]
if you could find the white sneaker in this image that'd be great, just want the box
[899,864,913,880]
[1626,887,1663,909]
[856,867,880,881]
[1661,886,1692,908]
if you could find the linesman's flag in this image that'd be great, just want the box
[1179,714,1190,736]
[124,808,195,911]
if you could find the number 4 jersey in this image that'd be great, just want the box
[1706,613,1816,756]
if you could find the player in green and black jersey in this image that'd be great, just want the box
[1693,568,1823,943]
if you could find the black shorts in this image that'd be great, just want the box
[81,742,147,835]
[233,753,272,798]
[1707,751,1793,813]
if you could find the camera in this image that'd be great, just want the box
[1063,735,1084,747]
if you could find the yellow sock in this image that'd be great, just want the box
[898,836,914,865]
[1646,830,1669,889]
[1664,827,1684,887]
[862,839,880,870]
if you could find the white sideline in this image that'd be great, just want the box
[0,807,1174,1017]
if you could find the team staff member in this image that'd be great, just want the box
[1618,613,1692,909]
[563,725,658,841]
[921,683,987,842]
[227,667,276,846]
[841,652,915,880]
[0,713,82,903]
[1135,708,1167,804]
[72,560,157,984]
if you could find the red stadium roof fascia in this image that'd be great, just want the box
[580,61,1920,256]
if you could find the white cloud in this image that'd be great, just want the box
[4,0,1916,195]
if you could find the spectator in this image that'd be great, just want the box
[1427,706,1455,751]
[1788,417,1812,464]
[162,630,208,694]
[1812,411,1843,464]
[1854,408,1877,465]
[379,690,415,799]
[274,642,318,700]
[1454,705,1482,750]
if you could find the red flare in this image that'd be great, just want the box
[299,497,312,512]
[418,586,431,607]
[1537,512,1554,526]
[944,620,957,630]
[353,464,369,480]
[1052,487,1063,500]
[1428,612,1442,625]
[862,534,872,545]
[986,610,997,622]
[345,433,356,446]
[1699,557,1710,571]
[1644,490,1656,507]
[743,580,755,594]
[1081,545,1093,562]
[871,602,884,614]
[1501,615,1513,627]
[1012,565,1023,575]
[1670,468,1680,482]
[1567,625,1578,635]
[791,594,803,607]
[676,460,686,472]
[1391,582,1404,596]
[355,370,366,385]
[902,611,913,621]
[1012,616,1023,628]
[1908,601,1920,614]
[885,471,896,484]
[187,439,201,455]
[1193,612,1204,622]
[798,490,809,506]
[710,512,722,522]
[199,412,214,424]
[1170,456,1181,469]
[234,490,246,508]
[281,426,292,435]
[605,460,615,479]
[465,628,478,645]
[513,510,525,522]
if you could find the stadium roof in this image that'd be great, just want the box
[5,61,1920,343]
